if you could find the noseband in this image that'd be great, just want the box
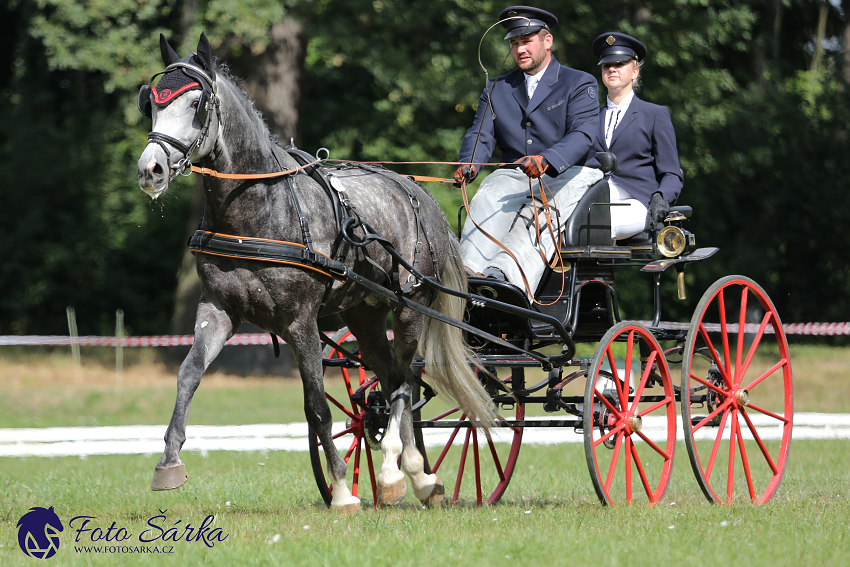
[140,61,220,182]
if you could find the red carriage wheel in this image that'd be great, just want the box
[583,322,677,506]
[414,369,524,506]
[310,328,380,508]
[681,276,793,505]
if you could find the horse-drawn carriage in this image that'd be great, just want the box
[138,33,792,511]
[313,154,793,508]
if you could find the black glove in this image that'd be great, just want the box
[453,164,478,187]
[516,155,549,178]
[646,192,670,229]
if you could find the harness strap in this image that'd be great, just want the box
[188,231,347,281]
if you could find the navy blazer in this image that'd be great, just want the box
[458,57,600,176]
[596,96,682,204]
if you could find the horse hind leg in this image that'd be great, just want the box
[398,391,445,507]
[152,297,233,490]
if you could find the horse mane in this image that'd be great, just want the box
[213,60,277,144]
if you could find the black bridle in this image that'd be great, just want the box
[138,61,220,182]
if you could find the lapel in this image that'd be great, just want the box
[526,59,559,114]
[610,95,641,148]
[598,107,609,150]
[510,71,528,112]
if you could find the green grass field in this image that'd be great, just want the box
[1,344,849,565]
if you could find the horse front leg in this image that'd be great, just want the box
[151,297,234,490]
[287,320,361,513]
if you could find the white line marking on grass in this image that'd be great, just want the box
[0,412,848,458]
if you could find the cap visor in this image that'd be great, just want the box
[504,25,545,40]
[597,53,636,65]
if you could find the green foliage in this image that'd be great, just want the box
[1,0,849,335]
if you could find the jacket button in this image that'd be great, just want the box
[527,139,532,145]
[526,121,531,127]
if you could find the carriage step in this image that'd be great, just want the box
[690,415,722,427]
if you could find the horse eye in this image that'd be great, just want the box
[192,100,199,108]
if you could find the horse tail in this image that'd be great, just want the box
[419,232,496,429]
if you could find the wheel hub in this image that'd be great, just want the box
[734,388,750,407]
[626,414,643,434]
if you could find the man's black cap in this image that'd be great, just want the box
[500,6,558,40]
[592,32,647,65]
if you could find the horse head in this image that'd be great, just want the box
[137,33,220,200]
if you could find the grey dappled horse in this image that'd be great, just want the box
[136,33,494,511]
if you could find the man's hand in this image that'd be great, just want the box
[516,155,549,178]
[453,164,478,187]
[646,192,671,229]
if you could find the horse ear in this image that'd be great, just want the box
[159,33,180,66]
[197,32,214,74]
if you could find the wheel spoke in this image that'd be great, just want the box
[740,408,779,474]
[635,430,671,460]
[735,287,749,386]
[727,409,738,504]
[745,402,790,423]
[594,387,623,417]
[622,330,635,409]
[630,443,655,502]
[689,371,729,397]
[744,359,789,392]
[737,311,773,381]
[432,422,463,472]
[472,429,483,506]
[351,436,362,497]
[593,422,626,448]
[429,406,462,422]
[638,396,674,418]
[735,415,756,502]
[698,323,734,388]
[718,288,732,377]
[625,435,633,503]
[326,393,357,418]
[705,407,731,480]
[630,351,656,412]
[605,347,626,406]
[484,429,507,482]
[603,433,623,492]
[692,398,734,433]
[453,429,473,505]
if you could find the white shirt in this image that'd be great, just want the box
[603,91,637,206]
[525,63,549,100]
[604,91,634,148]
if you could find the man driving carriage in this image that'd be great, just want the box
[454,5,603,297]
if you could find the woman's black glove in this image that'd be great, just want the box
[646,193,670,230]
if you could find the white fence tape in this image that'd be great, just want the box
[0,413,846,458]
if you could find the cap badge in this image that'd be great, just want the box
[606,35,616,45]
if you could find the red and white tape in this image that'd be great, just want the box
[0,331,392,347]
[0,322,845,347]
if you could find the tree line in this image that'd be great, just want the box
[1,0,849,337]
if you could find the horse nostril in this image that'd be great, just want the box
[152,163,164,176]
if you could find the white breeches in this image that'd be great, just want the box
[609,181,648,240]
[460,166,603,296]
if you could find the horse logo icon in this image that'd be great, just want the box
[16,506,64,559]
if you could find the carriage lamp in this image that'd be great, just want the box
[656,225,694,258]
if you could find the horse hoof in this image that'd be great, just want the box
[151,463,187,491]
[377,479,407,506]
[331,502,361,514]
[420,477,445,508]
